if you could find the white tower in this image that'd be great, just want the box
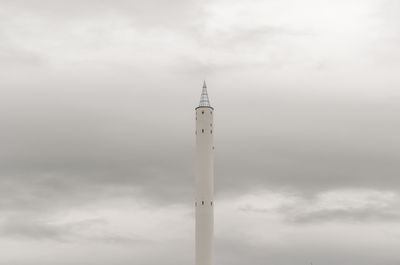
[195,81,214,265]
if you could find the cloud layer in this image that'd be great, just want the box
[1,0,400,264]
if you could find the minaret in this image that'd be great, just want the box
[195,80,214,265]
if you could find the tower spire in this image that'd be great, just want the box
[199,80,211,107]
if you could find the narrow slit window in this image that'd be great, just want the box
[202,201,204,205]
[202,111,204,114]
[210,130,212,134]
[202,129,204,133]
[211,201,213,206]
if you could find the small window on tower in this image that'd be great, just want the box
[195,202,197,206]
[202,129,204,133]
[202,111,204,114]
[211,201,213,206]
[202,201,204,205]
[210,130,212,134]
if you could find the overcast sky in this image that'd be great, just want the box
[1,0,400,264]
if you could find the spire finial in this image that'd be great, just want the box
[199,80,211,107]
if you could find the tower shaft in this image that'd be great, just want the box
[195,84,214,265]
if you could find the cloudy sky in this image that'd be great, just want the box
[1,0,400,264]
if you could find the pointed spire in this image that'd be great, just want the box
[199,80,211,107]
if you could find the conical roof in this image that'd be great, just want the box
[199,80,211,107]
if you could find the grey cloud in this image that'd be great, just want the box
[238,188,400,224]
[89,235,149,245]
[0,71,196,211]
[1,74,400,217]
[195,25,312,48]
[224,25,313,47]
[1,0,204,28]
[215,235,399,265]
[215,95,400,194]
[289,208,400,223]
[0,218,68,241]
[0,216,145,244]
[0,47,44,66]
[380,0,400,26]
